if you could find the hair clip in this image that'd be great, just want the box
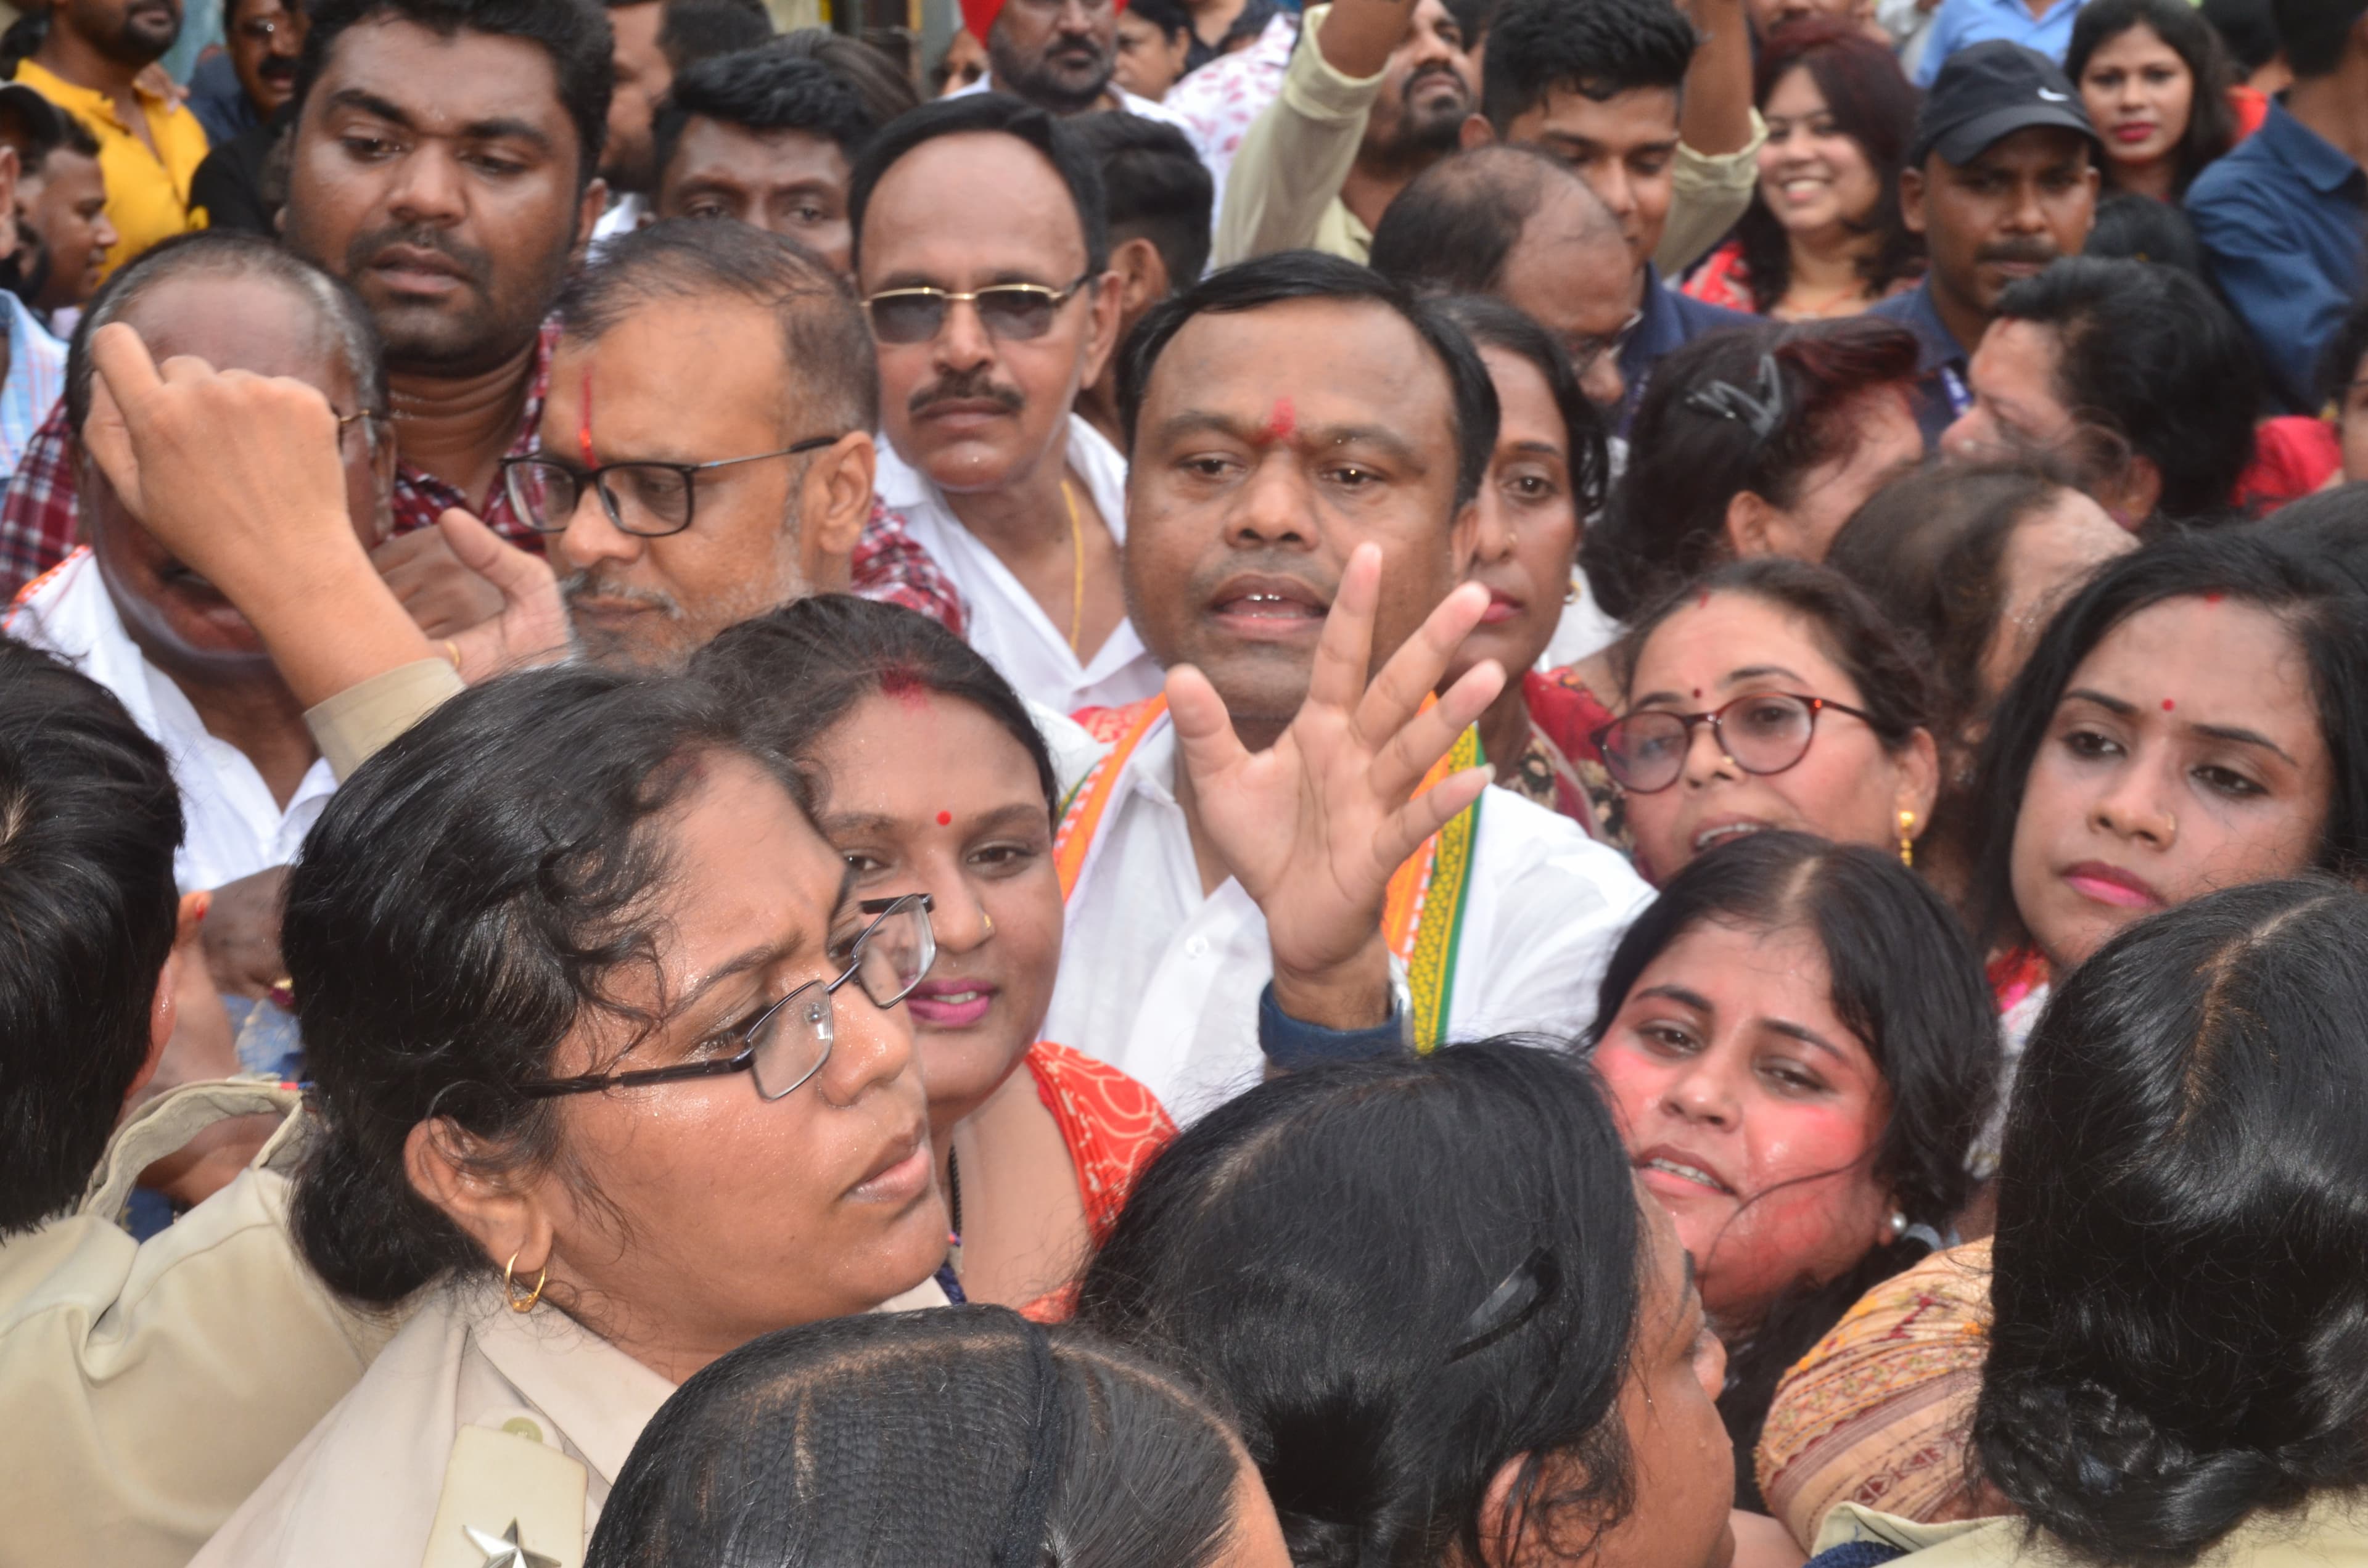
[1445,1247,1560,1363]
[1682,351,1786,441]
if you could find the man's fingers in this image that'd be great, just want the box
[1372,766,1493,871]
[1352,580,1491,742]
[436,507,543,600]
[81,375,141,511]
[1370,656,1505,804]
[89,322,166,412]
[1303,543,1383,719]
[1166,662,1252,792]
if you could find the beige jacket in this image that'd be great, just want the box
[1817,1496,2368,1565]
[0,1083,392,1568]
[1212,7,1767,275]
[194,1271,953,1568]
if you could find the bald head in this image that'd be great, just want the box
[1370,144,1634,406]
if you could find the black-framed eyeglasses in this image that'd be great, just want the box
[1591,692,1878,795]
[1567,308,1643,379]
[861,272,1094,346]
[515,894,936,1102]
[500,436,845,539]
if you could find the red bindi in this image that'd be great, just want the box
[1692,688,1703,699]
[1259,396,1296,443]
[2204,591,2226,605]
[2162,699,2176,711]
[576,371,596,469]
[936,810,953,826]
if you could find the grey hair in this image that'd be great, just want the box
[554,218,881,437]
[65,231,387,438]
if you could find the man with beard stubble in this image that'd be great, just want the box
[11,0,210,278]
[0,0,614,599]
[1867,41,2100,446]
[1213,0,1474,265]
[950,0,1212,165]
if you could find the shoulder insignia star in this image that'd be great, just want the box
[463,1519,561,1568]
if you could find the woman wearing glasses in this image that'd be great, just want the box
[194,668,953,1568]
[692,594,1178,1320]
[1592,557,1939,885]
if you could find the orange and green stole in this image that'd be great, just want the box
[1054,696,1485,1050]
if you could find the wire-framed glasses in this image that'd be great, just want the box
[516,895,936,1102]
[1591,692,1878,795]
[499,434,844,539]
[861,272,1093,345]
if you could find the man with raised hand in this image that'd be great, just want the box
[1046,250,1652,1118]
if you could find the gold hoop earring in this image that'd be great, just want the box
[1897,809,1917,869]
[503,1250,547,1314]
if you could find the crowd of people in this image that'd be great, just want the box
[0,0,2364,1563]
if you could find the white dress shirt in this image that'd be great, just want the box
[874,414,1164,716]
[7,548,338,893]
[1042,708,1657,1120]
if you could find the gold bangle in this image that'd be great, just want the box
[442,639,462,671]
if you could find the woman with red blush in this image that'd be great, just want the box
[1964,531,2368,1094]
[694,596,1175,1318]
[1584,829,1999,1512]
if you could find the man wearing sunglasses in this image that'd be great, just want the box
[1042,252,1653,1117]
[849,94,1163,716]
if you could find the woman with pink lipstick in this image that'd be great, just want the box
[2066,0,2240,204]
[694,594,1177,1320]
[1967,531,2368,1061]
[1594,557,1941,885]
[1428,297,1630,845]
[1684,20,1923,321]
[1584,830,1998,1513]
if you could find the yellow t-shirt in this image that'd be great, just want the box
[11,57,209,279]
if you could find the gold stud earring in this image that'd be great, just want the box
[503,1250,547,1314]
[1898,809,1917,869]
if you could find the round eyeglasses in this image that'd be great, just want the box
[498,435,844,540]
[1590,692,1878,795]
[516,895,936,1102]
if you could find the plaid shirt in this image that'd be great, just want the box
[0,314,965,633]
[0,322,559,599]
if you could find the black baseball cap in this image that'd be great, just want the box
[1907,41,2100,167]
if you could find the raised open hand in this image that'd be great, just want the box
[1169,544,1504,1023]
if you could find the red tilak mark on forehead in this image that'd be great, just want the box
[1258,396,1296,443]
[937,810,953,826]
[2162,699,2176,711]
[576,372,596,469]
[877,665,929,708]
[1697,591,1711,609]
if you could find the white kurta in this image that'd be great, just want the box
[7,547,337,893]
[1041,709,1657,1121]
[874,416,1164,718]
